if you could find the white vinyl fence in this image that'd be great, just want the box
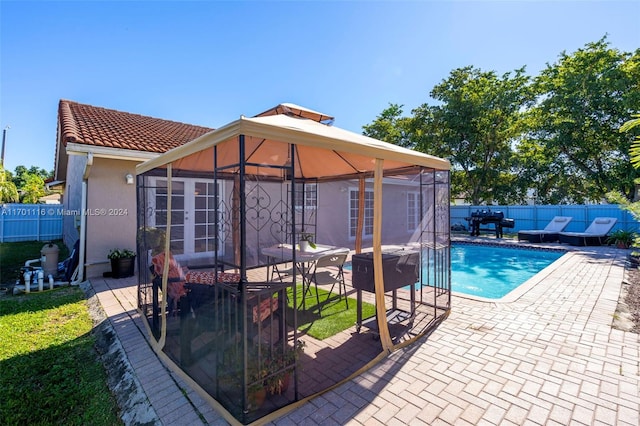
[0,204,64,243]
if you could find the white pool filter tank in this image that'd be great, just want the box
[12,241,76,295]
[40,243,59,277]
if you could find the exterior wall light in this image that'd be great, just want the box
[125,173,134,185]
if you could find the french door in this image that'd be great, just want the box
[152,178,223,258]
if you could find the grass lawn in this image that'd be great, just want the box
[0,241,122,425]
[286,284,376,340]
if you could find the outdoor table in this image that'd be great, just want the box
[261,243,350,309]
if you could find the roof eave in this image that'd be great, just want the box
[66,142,161,162]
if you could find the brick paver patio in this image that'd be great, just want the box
[90,242,639,425]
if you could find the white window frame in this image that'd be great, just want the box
[407,191,420,232]
[147,177,224,259]
[293,183,318,211]
[349,188,374,239]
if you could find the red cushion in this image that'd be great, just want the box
[185,271,241,285]
[252,298,279,323]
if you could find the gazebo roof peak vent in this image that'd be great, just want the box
[254,103,335,126]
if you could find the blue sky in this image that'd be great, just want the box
[1,1,638,173]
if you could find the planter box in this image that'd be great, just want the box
[110,257,136,278]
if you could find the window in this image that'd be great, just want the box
[407,191,420,231]
[154,180,185,254]
[193,181,218,253]
[293,183,317,210]
[150,178,222,256]
[349,189,373,238]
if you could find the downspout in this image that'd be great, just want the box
[72,152,93,285]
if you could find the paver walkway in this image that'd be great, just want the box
[90,244,639,425]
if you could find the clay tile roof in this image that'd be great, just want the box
[58,99,214,153]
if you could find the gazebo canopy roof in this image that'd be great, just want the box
[136,104,450,179]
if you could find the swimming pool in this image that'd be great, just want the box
[345,244,565,300]
[446,243,564,299]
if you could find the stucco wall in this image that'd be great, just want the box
[85,158,139,278]
[316,181,421,249]
[315,181,352,249]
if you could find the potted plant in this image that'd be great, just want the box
[107,248,136,278]
[298,232,316,252]
[218,341,274,411]
[628,250,640,268]
[606,229,637,249]
[265,340,305,395]
[219,339,305,406]
[246,361,269,410]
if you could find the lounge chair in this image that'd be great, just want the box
[518,216,573,243]
[558,217,618,246]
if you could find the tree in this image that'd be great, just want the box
[626,114,640,169]
[363,38,639,205]
[19,173,46,204]
[362,104,414,148]
[608,114,640,224]
[410,66,534,204]
[9,165,53,204]
[529,37,640,203]
[12,165,52,190]
[0,164,19,203]
[513,110,580,205]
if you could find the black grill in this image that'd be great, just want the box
[465,209,515,238]
[351,249,420,293]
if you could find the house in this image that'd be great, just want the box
[38,193,61,204]
[54,100,213,279]
[42,178,64,204]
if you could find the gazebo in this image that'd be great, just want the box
[135,104,451,424]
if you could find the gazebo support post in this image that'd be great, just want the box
[373,159,393,352]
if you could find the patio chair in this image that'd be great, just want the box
[150,251,189,316]
[304,252,349,311]
[558,217,618,246]
[518,216,573,243]
[150,253,242,317]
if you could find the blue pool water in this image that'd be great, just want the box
[447,244,563,299]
